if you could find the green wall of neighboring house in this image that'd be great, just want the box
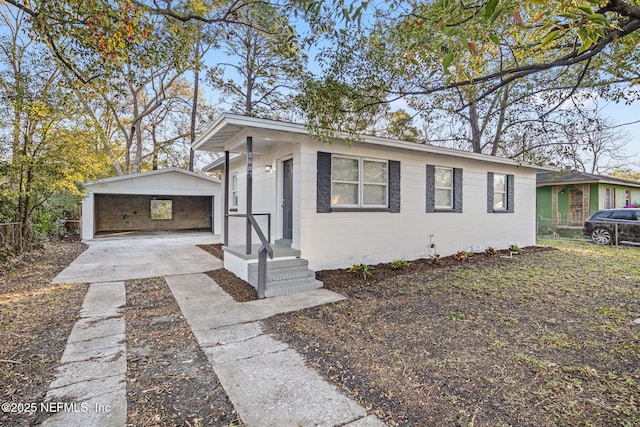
[536,183,640,224]
[590,184,599,212]
[536,186,552,219]
[598,183,640,208]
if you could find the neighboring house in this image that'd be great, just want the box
[537,171,640,226]
[194,113,542,297]
[81,168,221,239]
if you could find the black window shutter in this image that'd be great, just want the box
[487,172,494,213]
[453,168,463,213]
[507,174,515,213]
[317,152,332,213]
[388,160,401,213]
[426,165,436,213]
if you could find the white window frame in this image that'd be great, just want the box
[604,188,614,209]
[624,190,631,206]
[331,155,388,208]
[493,173,507,211]
[434,167,454,209]
[231,173,239,209]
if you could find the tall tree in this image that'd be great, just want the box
[299,0,640,154]
[0,6,109,243]
[208,2,307,116]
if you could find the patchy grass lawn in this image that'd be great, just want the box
[264,240,640,426]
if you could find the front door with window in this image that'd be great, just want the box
[282,159,293,240]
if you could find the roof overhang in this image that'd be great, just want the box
[537,179,640,188]
[194,113,550,171]
[193,113,308,154]
[201,153,242,173]
[84,167,221,186]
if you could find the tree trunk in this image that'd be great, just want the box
[468,102,482,153]
[490,88,510,156]
[189,40,200,172]
[152,123,159,170]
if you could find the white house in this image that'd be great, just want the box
[81,168,221,239]
[194,113,540,297]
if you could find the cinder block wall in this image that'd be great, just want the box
[95,194,212,232]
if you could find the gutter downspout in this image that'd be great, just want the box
[224,151,230,246]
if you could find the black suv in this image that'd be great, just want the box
[582,208,640,245]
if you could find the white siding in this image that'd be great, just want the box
[81,170,221,239]
[298,140,537,270]
[223,142,300,247]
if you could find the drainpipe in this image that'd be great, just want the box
[246,137,253,254]
[224,150,229,246]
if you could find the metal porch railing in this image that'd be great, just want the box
[225,213,273,298]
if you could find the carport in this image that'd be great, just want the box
[81,168,221,239]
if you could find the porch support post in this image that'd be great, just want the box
[223,150,229,246]
[246,137,253,254]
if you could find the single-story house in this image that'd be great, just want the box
[537,171,640,226]
[194,113,542,297]
[81,167,221,239]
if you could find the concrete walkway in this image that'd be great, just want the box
[42,282,127,427]
[166,273,385,426]
[46,233,384,426]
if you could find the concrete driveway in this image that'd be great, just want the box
[52,232,223,284]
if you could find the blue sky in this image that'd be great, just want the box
[201,9,640,174]
[600,102,640,168]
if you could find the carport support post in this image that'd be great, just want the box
[224,150,229,246]
[246,137,253,254]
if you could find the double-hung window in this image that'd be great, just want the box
[331,156,388,208]
[604,188,614,209]
[231,173,239,209]
[487,172,514,213]
[426,165,462,213]
[493,174,507,210]
[435,167,454,209]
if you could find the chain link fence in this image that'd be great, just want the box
[537,217,640,247]
[537,218,588,241]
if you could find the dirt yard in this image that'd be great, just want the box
[262,241,640,426]
[0,240,88,427]
[3,240,638,426]
[0,241,243,427]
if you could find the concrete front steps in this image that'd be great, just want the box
[247,258,323,297]
[222,244,323,297]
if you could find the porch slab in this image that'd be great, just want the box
[223,243,300,260]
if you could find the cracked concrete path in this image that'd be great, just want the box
[41,282,127,427]
[166,273,385,427]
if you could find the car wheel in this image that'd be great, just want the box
[591,228,612,245]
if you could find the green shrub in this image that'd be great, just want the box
[509,244,523,254]
[348,263,374,279]
[390,259,410,270]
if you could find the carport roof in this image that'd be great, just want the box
[84,167,220,186]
